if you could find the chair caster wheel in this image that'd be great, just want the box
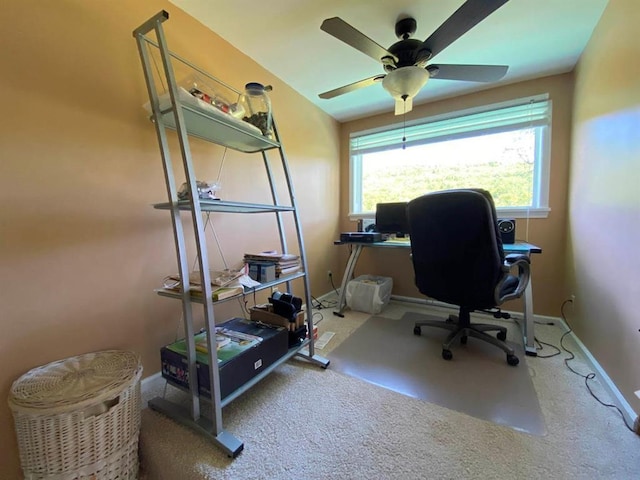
[413,326,421,335]
[442,349,453,360]
[460,335,468,345]
[507,354,519,366]
[497,331,507,341]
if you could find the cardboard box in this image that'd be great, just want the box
[248,262,276,282]
[307,324,318,340]
[250,305,305,329]
[161,317,288,400]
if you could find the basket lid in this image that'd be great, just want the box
[8,350,142,414]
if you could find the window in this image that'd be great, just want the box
[349,96,552,219]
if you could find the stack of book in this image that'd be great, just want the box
[194,327,263,364]
[243,251,301,278]
[162,268,245,301]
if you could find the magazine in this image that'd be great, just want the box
[164,268,244,288]
[168,328,261,366]
[162,269,246,301]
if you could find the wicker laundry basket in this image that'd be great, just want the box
[8,350,143,480]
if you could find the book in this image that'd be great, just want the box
[164,268,244,289]
[162,273,245,301]
[195,334,230,353]
[279,265,301,276]
[211,284,244,301]
[243,251,301,278]
[169,328,262,366]
[243,251,300,263]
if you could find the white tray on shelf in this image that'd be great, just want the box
[143,87,279,153]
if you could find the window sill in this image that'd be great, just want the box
[496,207,550,219]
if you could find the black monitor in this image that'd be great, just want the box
[375,202,410,237]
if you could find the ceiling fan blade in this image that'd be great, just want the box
[319,75,385,99]
[419,0,509,61]
[321,17,397,64]
[427,64,508,82]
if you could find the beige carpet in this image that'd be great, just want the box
[138,299,640,479]
[328,312,546,435]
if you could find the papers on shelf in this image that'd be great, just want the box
[243,251,301,278]
[162,268,246,301]
[164,268,244,289]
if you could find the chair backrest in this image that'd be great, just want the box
[407,189,505,310]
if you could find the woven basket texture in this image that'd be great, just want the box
[8,350,143,480]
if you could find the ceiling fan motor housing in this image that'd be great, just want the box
[386,38,425,71]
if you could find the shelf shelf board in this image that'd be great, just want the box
[153,199,295,214]
[158,339,310,407]
[155,272,306,303]
[159,103,280,153]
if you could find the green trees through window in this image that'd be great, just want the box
[360,129,536,212]
[350,97,551,216]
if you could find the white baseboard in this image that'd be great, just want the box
[392,293,640,434]
[141,371,163,398]
[326,291,639,433]
[552,317,639,433]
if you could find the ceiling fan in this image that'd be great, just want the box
[319,0,510,115]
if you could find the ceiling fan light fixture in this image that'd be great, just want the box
[382,66,429,114]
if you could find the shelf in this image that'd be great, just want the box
[155,271,307,303]
[135,10,328,458]
[147,338,328,457]
[158,102,280,153]
[153,199,295,214]
[155,338,311,408]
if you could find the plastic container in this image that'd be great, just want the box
[181,74,232,114]
[237,82,273,137]
[346,275,393,314]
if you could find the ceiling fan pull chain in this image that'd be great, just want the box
[402,95,407,150]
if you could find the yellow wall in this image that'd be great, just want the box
[340,74,575,317]
[0,1,340,477]
[569,0,640,415]
[2,0,637,476]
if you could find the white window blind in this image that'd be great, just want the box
[350,99,551,156]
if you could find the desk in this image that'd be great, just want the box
[333,239,542,356]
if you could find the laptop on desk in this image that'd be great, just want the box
[340,232,383,243]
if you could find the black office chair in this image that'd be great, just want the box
[407,189,531,366]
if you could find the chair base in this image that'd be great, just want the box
[413,313,519,366]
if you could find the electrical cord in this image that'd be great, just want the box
[312,310,324,325]
[538,299,635,432]
[328,272,340,297]
[312,297,337,310]
[533,337,561,358]
[531,318,561,358]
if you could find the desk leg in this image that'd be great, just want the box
[522,280,537,356]
[334,244,363,317]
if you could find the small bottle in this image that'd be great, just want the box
[238,82,272,137]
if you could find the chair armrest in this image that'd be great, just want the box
[505,253,530,265]
[495,255,531,304]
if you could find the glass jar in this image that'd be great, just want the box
[237,82,272,137]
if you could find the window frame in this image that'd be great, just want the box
[349,95,552,220]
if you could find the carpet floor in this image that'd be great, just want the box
[138,297,640,479]
[328,311,546,435]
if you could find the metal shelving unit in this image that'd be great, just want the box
[133,10,329,458]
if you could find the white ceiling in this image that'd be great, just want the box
[168,0,608,122]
